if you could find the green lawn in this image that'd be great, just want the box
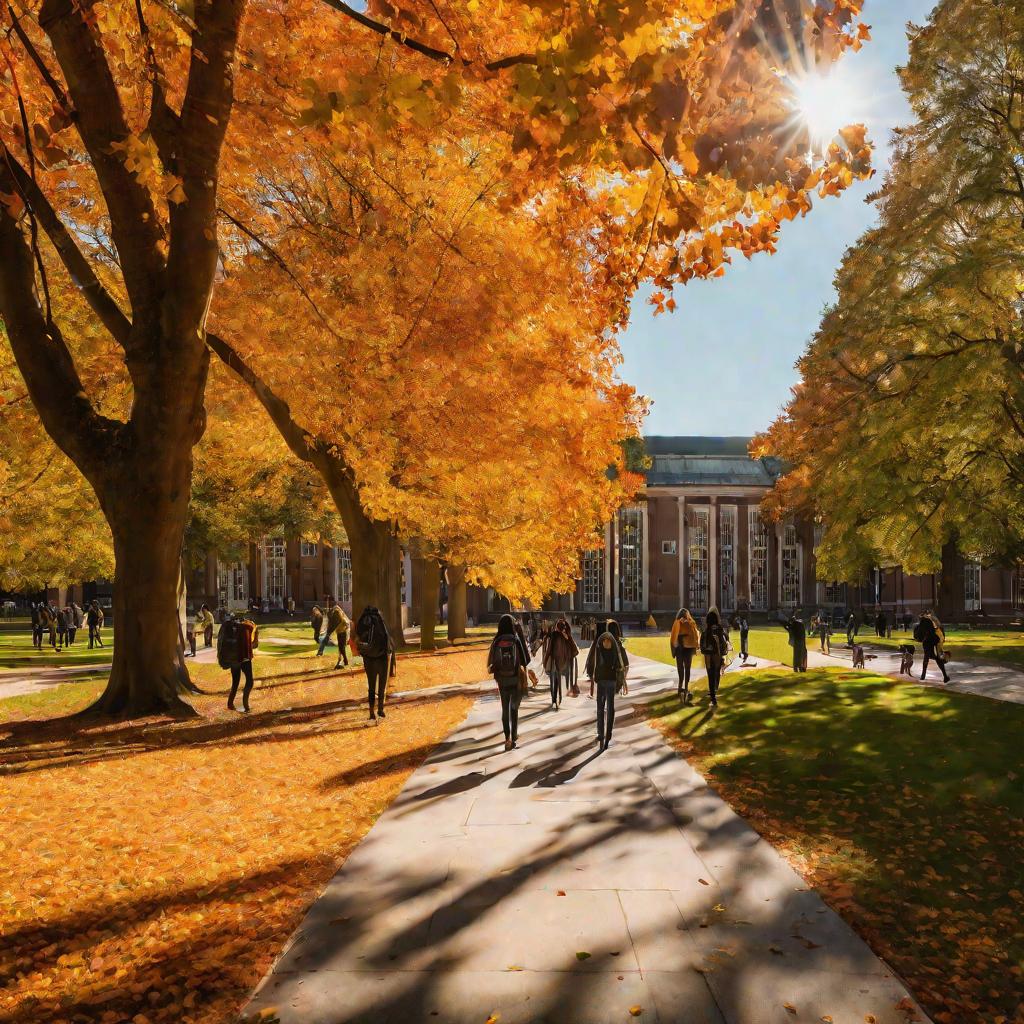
[866,628,1024,671]
[627,626,802,668]
[0,626,114,671]
[647,667,1024,1024]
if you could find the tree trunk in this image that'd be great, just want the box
[85,455,199,718]
[419,557,440,651]
[447,564,468,642]
[937,537,960,622]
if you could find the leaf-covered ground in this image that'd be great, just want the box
[647,667,1024,1024]
[0,647,484,1023]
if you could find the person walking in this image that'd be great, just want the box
[55,606,68,651]
[30,603,43,650]
[318,596,352,668]
[780,612,808,672]
[815,611,831,654]
[355,605,395,721]
[542,617,579,708]
[700,608,729,707]
[916,611,950,683]
[845,611,857,647]
[86,601,104,648]
[735,612,750,663]
[488,613,530,749]
[196,604,214,648]
[670,607,700,702]
[586,620,628,750]
[68,602,83,645]
[310,604,324,643]
[218,613,260,713]
[902,607,912,633]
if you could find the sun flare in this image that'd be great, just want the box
[789,65,865,153]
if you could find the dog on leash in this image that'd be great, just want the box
[851,645,865,669]
[898,644,915,676]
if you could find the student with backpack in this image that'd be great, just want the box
[488,613,530,750]
[317,597,352,668]
[700,609,730,706]
[542,617,579,708]
[217,614,260,713]
[914,611,950,683]
[310,604,324,643]
[669,607,700,702]
[586,619,628,750]
[355,606,395,721]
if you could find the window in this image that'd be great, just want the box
[300,541,318,558]
[687,506,709,611]
[748,508,770,611]
[964,561,981,612]
[661,539,677,556]
[264,537,286,608]
[618,506,645,608]
[824,581,847,607]
[719,506,736,611]
[781,523,801,608]
[582,548,605,608]
[217,561,248,607]
[338,547,352,604]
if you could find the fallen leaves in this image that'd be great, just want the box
[0,669,474,1023]
[575,951,591,961]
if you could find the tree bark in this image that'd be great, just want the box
[447,563,468,641]
[418,557,440,651]
[937,536,960,622]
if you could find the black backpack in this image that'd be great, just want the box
[913,620,928,642]
[492,635,521,678]
[356,611,388,658]
[217,619,245,668]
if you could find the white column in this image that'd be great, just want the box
[676,496,686,611]
[709,497,719,612]
[776,522,785,609]
[612,513,620,612]
[641,502,650,612]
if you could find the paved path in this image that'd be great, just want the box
[802,642,1024,705]
[244,655,930,1024]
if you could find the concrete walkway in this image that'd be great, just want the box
[244,655,930,1024]
[803,641,1024,704]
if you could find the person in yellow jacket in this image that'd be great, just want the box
[670,607,700,702]
[317,596,352,668]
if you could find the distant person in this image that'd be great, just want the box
[30,603,43,650]
[780,612,808,672]
[318,597,351,668]
[287,596,296,617]
[670,607,700,702]
[586,619,628,750]
[87,601,104,648]
[815,611,831,654]
[542,617,579,708]
[488,613,530,749]
[355,605,395,721]
[217,613,260,713]
[915,611,950,683]
[902,607,913,633]
[736,612,750,662]
[198,604,215,648]
[845,611,857,646]
[68,602,83,645]
[55,606,68,650]
[310,604,324,642]
[700,608,729,706]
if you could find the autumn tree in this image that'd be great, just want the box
[755,0,1024,604]
[0,0,869,715]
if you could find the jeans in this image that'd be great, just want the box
[740,632,749,658]
[67,626,77,645]
[364,655,389,712]
[228,660,255,710]
[706,658,723,700]
[498,679,521,741]
[204,625,214,647]
[675,648,694,691]
[596,680,616,744]
[549,663,572,704]
[334,631,349,666]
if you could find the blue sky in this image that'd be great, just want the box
[618,0,936,438]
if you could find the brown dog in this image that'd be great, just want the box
[899,644,915,676]
[852,645,865,669]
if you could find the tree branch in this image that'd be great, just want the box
[1,144,131,346]
[321,0,536,71]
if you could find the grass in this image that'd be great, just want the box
[0,643,487,1024]
[647,666,1024,1024]
[865,628,1024,671]
[626,626,802,669]
[0,627,115,672]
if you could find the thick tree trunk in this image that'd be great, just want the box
[85,452,199,718]
[419,557,440,651]
[447,564,468,642]
[937,537,960,622]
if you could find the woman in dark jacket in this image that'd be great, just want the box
[586,619,629,750]
[488,613,531,750]
[700,609,729,707]
[542,617,579,708]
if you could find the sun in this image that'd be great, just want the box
[788,64,865,154]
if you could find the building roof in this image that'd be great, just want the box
[643,436,783,488]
